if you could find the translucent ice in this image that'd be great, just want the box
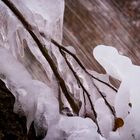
[0,47,59,137]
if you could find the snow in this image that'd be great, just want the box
[0,47,105,140]
[0,40,105,140]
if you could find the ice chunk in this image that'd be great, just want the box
[22,0,65,41]
[45,115,103,140]
[93,45,140,139]
[93,45,132,81]
[1,0,65,84]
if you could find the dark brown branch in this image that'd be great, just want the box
[58,43,116,119]
[82,90,86,114]
[53,38,116,119]
[93,82,116,117]
[2,0,80,114]
[51,39,117,92]
[61,45,116,117]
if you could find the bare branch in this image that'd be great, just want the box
[59,49,102,134]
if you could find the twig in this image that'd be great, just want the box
[58,42,116,118]
[82,90,87,115]
[53,39,116,115]
[60,45,116,116]
[93,82,116,117]
[59,49,102,134]
[51,39,117,92]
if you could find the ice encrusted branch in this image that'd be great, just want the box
[1,0,80,114]
[1,0,139,140]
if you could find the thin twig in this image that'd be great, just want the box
[60,45,116,117]
[59,49,102,134]
[51,39,117,92]
[82,90,87,115]
[93,82,116,117]
[53,39,116,116]
[59,44,116,119]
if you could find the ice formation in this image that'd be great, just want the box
[0,46,103,139]
[0,47,59,137]
[94,45,140,140]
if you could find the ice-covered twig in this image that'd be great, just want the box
[2,0,80,114]
[52,39,117,92]
[59,48,101,134]
[0,46,105,140]
[58,42,116,120]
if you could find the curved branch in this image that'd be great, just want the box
[59,49,102,134]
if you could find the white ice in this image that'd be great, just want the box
[94,45,140,139]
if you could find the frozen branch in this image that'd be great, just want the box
[2,0,80,114]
